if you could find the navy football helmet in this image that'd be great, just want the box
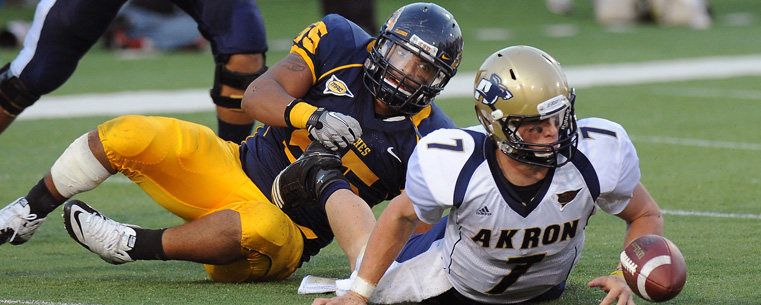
[363,2,463,115]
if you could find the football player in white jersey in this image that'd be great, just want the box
[314,45,664,305]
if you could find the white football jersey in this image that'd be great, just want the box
[405,117,640,303]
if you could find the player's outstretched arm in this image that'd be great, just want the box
[242,53,313,127]
[242,52,361,150]
[588,275,635,305]
[615,182,664,246]
[588,182,663,305]
[314,192,420,305]
[271,141,370,269]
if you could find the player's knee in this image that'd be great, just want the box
[210,54,268,109]
[0,63,40,117]
[98,115,165,159]
[50,133,112,198]
[226,53,266,74]
[204,259,258,283]
[244,203,294,247]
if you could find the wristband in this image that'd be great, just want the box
[350,276,376,301]
[610,266,624,277]
[284,99,318,129]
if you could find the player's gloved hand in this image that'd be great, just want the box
[284,99,362,151]
[306,109,362,151]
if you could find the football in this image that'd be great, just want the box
[620,235,686,302]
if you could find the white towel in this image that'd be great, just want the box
[316,239,454,304]
[298,275,339,294]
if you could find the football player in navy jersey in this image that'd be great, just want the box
[314,46,663,305]
[0,2,463,284]
[0,0,267,144]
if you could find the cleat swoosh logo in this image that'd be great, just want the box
[72,211,84,235]
[70,208,91,250]
[387,147,401,163]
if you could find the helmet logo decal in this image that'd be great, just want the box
[323,75,354,98]
[475,73,512,105]
[409,35,439,56]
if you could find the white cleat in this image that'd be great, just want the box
[0,197,46,245]
[63,200,138,265]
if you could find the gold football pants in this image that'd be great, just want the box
[97,115,303,282]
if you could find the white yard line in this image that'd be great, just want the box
[650,86,761,101]
[632,136,761,151]
[0,300,94,305]
[661,209,761,220]
[16,54,761,121]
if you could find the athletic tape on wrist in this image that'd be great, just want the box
[284,99,317,129]
[350,276,376,300]
[610,266,624,277]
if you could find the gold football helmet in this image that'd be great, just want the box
[473,45,578,167]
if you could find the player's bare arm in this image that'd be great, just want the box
[242,52,313,127]
[615,182,664,246]
[314,192,420,305]
[588,182,663,305]
[244,51,362,150]
[324,189,376,272]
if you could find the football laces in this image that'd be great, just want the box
[620,251,638,275]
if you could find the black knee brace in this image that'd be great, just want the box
[0,63,40,117]
[209,54,268,109]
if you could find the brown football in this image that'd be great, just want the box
[620,235,686,302]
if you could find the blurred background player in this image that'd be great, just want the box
[546,0,712,29]
[313,45,664,305]
[0,0,268,144]
[320,0,377,34]
[103,0,206,52]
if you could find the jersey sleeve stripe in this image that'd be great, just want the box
[318,64,364,81]
[289,46,317,84]
[569,148,600,200]
[453,130,487,208]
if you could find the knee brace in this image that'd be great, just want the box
[50,133,112,198]
[0,63,41,117]
[209,54,268,109]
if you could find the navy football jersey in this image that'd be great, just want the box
[239,14,456,261]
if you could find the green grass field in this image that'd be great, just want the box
[1,0,761,304]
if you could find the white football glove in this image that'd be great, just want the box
[306,109,362,151]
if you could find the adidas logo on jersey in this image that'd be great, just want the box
[476,206,491,216]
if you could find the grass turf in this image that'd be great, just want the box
[1,0,760,304]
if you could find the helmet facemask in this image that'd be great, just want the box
[478,92,578,168]
[364,36,450,115]
[363,2,463,116]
